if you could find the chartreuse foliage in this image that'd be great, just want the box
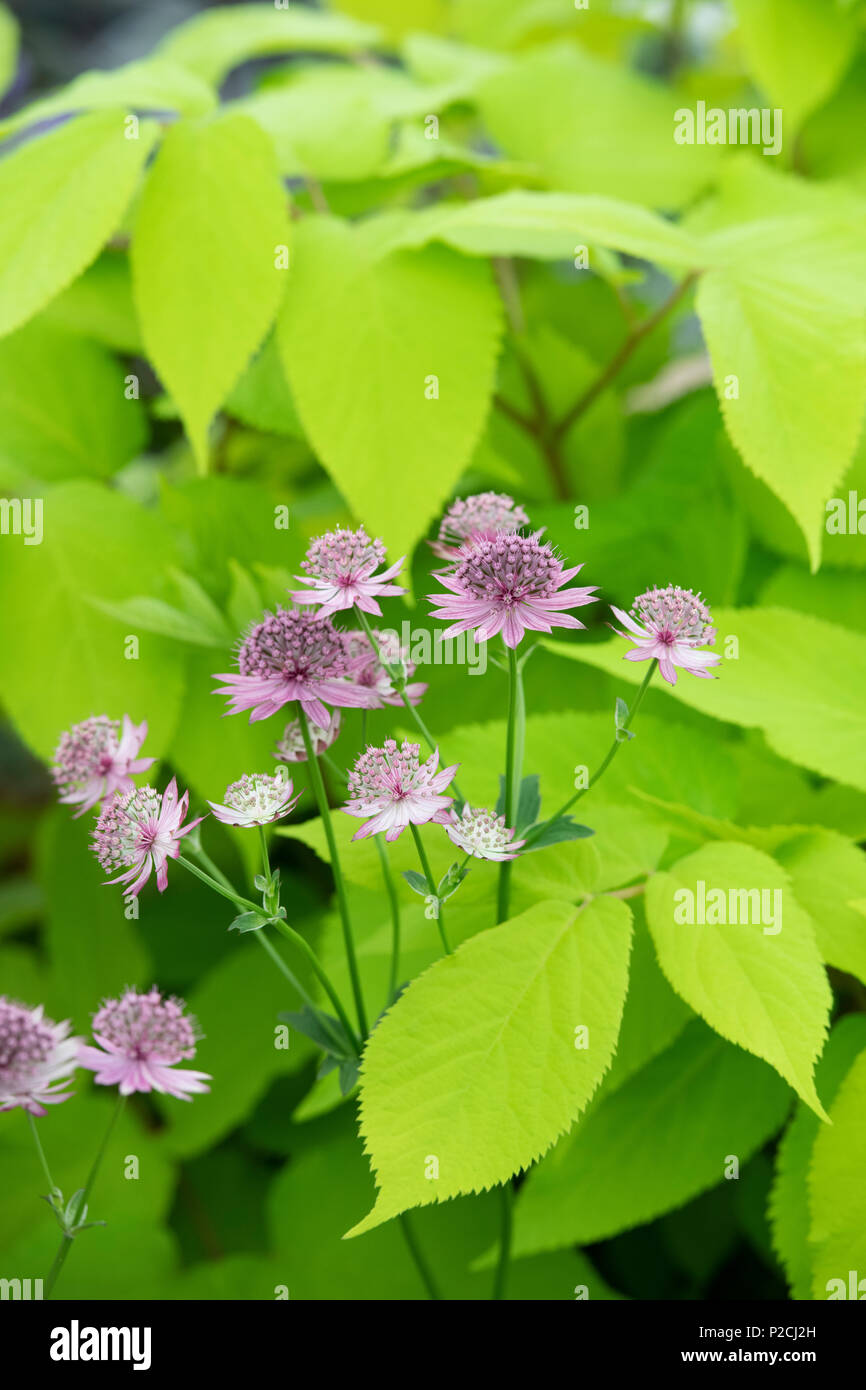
[0,0,864,1303]
[348,897,632,1235]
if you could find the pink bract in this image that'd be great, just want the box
[428,532,597,649]
[610,585,720,686]
[52,714,154,817]
[0,997,80,1116]
[430,492,530,562]
[78,988,211,1101]
[291,525,406,618]
[342,739,458,842]
[214,608,380,727]
[92,778,202,896]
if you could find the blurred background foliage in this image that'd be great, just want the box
[0,0,865,1300]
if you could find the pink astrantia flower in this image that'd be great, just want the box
[207,769,301,828]
[0,997,80,1115]
[274,710,341,764]
[213,608,380,727]
[52,714,155,817]
[92,778,203,896]
[430,492,531,562]
[78,988,211,1101]
[428,532,597,649]
[444,806,526,862]
[343,629,427,708]
[342,739,459,842]
[610,585,720,686]
[291,526,406,618]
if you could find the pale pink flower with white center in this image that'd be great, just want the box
[207,769,302,828]
[291,525,406,618]
[429,532,597,649]
[444,806,525,862]
[92,778,203,896]
[430,492,531,562]
[213,608,380,727]
[78,988,210,1101]
[342,739,458,842]
[52,714,155,816]
[610,585,720,686]
[0,997,80,1116]
[274,710,341,763]
[342,629,427,708]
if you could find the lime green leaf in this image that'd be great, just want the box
[0,319,145,487]
[277,218,503,565]
[157,4,381,86]
[43,251,142,354]
[132,111,288,470]
[596,905,692,1101]
[0,480,185,759]
[389,191,705,266]
[237,68,395,181]
[545,606,866,793]
[508,1021,790,1256]
[774,829,866,986]
[808,1043,866,1298]
[645,841,831,1116]
[226,334,304,438]
[0,109,158,339]
[347,897,633,1236]
[0,58,215,139]
[732,0,858,133]
[770,1014,866,1299]
[477,42,719,208]
[697,264,866,571]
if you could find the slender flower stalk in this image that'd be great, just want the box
[45,1095,126,1299]
[496,646,523,925]
[375,836,402,1007]
[523,659,658,848]
[27,1112,61,1204]
[298,706,368,1038]
[410,823,451,956]
[398,1211,441,1300]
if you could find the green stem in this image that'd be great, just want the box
[27,1112,60,1201]
[398,1212,441,1300]
[177,853,260,914]
[45,1095,126,1299]
[354,605,465,803]
[272,921,361,1056]
[496,645,522,925]
[298,705,368,1038]
[410,823,452,955]
[374,836,402,1006]
[492,1183,513,1300]
[523,659,658,847]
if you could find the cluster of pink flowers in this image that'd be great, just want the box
[291,525,405,617]
[52,714,154,816]
[1,989,211,1114]
[343,739,459,843]
[610,585,719,685]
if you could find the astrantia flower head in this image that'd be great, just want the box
[92,778,202,896]
[444,805,526,862]
[207,768,301,828]
[611,585,720,686]
[78,988,211,1101]
[214,607,380,726]
[52,714,154,817]
[0,997,80,1115]
[429,532,597,649]
[274,710,341,763]
[291,525,406,617]
[430,492,531,561]
[343,739,459,842]
[343,629,427,708]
